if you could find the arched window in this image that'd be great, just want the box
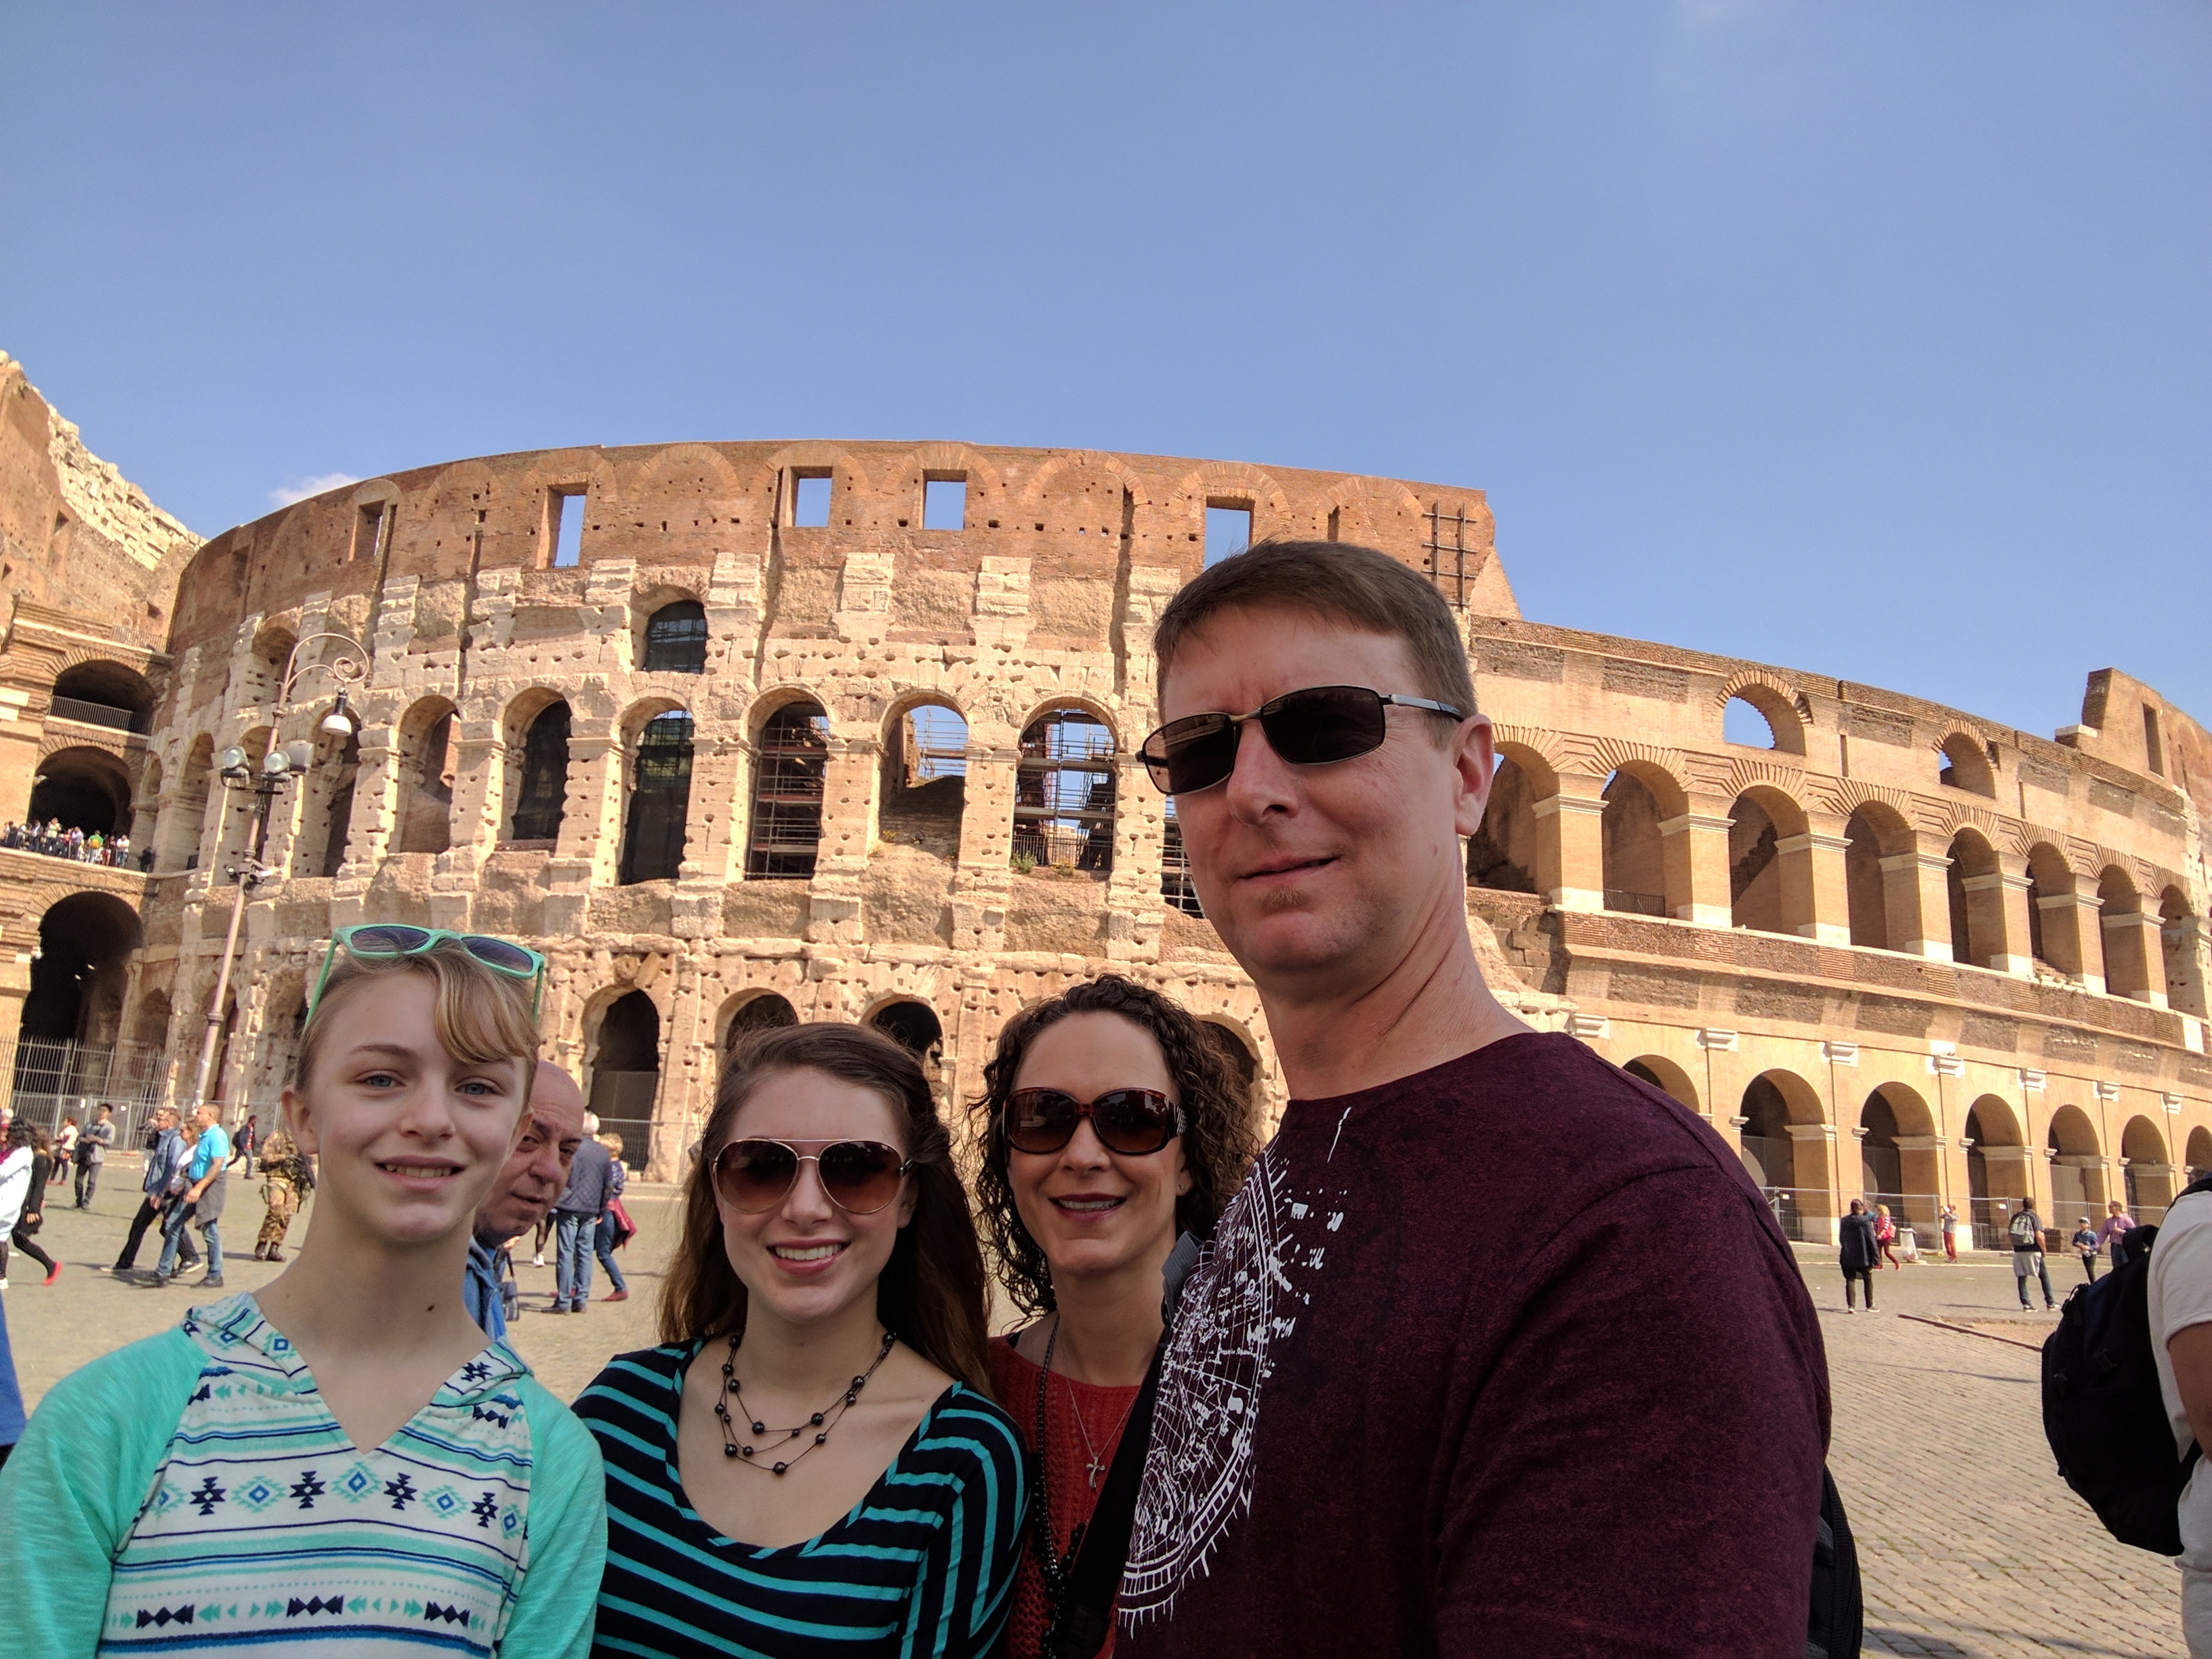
[18,892,142,1046]
[1624,1056,1699,1111]
[868,999,943,1063]
[1946,830,2000,969]
[27,745,134,838]
[2024,844,2078,977]
[1727,792,1787,933]
[879,703,966,857]
[643,600,708,674]
[1162,798,1204,917]
[2162,888,2207,1019]
[722,991,798,1054]
[1721,689,1805,755]
[395,700,458,856]
[296,727,360,878]
[164,736,213,871]
[1937,733,1996,797]
[1843,805,1912,951]
[620,712,694,884]
[1964,1097,2028,1246]
[2097,866,2150,1000]
[2122,1115,2173,1218]
[511,701,571,843]
[2188,1126,2212,1183]
[1469,756,1538,893]
[747,702,830,879]
[2047,1104,2104,1212]
[589,991,661,1171]
[1015,709,1116,874]
[50,661,155,735]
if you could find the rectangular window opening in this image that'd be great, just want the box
[352,505,384,565]
[792,473,832,528]
[2144,705,2165,777]
[550,491,585,568]
[1204,503,1252,566]
[922,477,967,531]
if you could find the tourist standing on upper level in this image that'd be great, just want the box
[0,928,605,1655]
[463,1063,588,1342]
[1840,1198,1880,1312]
[1115,541,1829,1657]
[550,1111,617,1314]
[74,1102,115,1208]
[971,976,1256,1658]
[575,1022,1026,1656]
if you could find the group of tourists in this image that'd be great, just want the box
[0,539,2068,1654]
[0,818,140,867]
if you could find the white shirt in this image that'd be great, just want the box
[2150,1189,2212,1570]
[0,1144,33,1233]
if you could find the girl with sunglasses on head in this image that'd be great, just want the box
[971,977,1257,1659]
[575,1021,1025,1657]
[0,926,605,1656]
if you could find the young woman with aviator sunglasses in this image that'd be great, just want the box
[574,1022,1026,1657]
[971,977,1257,1659]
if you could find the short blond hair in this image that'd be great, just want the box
[294,936,539,1094]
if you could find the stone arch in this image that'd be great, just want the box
[499,687,573,844]
[586,987,663,1171]
[1843,799,1917,952]
[1860,1081,1938,1225]
[208,726,273,869]
[718,989,800,1055]
[1319,474,1428,546]
[2160,886,2207,1019]
[640,594,710,675]
[295,719,361,878]
[1964,1097,2030,1240]
[20,890,142,1048]
[759,444,876,528]
[393,696,459,856]
[2121,1114,2175,1216]
[2025,842,2081,979]
[1168,461,1292,544]
[27,743,134,840]
[1715,672,1809,756]
[1728,782,1809,935]
[619,699,695,885]
[1199,1017,1267,1137]
[130,756,163,852]
[1937,731,1996,798]
[747,697,830,880]
[50,659,157,734]
[1486,729,1562,798]
[1015,703,1118,875]
[161,734,215,870]
[1741,1069,1831,1236]
[1623,1054,1700,1111]
[1946,827,2002,971]
[878,693,968,861]
[2096,864,2151,1000]
[865,996,945,1064]
[2187,1126,2212,1181]
[2047,1102,2106,1214]
[899,442,1013,523]
[1599,756,1687,918]
[1469,751,1540,894]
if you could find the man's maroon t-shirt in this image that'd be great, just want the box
[1116,1033,1830,1658]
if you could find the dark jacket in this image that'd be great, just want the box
[1839,1211,1879,1271]
[553,1137,617,1217]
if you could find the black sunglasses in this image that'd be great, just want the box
[1002,1088,1185,1156]
[1140,684,1462,796]
[713,1139,912,1214]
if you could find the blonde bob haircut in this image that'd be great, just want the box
[291,936,541,1096]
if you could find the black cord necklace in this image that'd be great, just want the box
[1030,1315,1083,1652]
[715,1327,897,1477]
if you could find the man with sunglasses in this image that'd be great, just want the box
[1118,541,1828,1657]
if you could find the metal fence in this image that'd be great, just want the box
[3,1033,171,1149]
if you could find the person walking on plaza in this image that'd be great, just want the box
[50,1115,78,1187]
[73,1103,114,1208]
[548,1110,615,1313]
[2148,1172,2212,1654]
[2100,1198,2141,1267]
[0,927,605,1653]
[154,1105,230,1289]
[1875,1202,1903,1269]
[592,1132,632,1303]
[0,1122,63,1288]
[228,1112,258,1176]
[463,1064,587,1342]
[111,1106,195,1275]
[2011,1198,2056,1310]
[1840,1197,1880,1312]
[1940,1201,1961,1262]
[250,1124,313,1262]
[2072,1215,2102,1282]
[1114,541,1828,1656]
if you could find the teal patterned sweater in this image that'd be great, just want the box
[0,1293,605,1655]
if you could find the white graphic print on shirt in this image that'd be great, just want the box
[1120,1141,1344,1625]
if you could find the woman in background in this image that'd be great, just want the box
[971,976,1256,1658]
[0,1122,60,1288]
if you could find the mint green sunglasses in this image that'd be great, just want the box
[310,924,547,1018]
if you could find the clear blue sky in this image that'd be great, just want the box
[3,3,2205,739]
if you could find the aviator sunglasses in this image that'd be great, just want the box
[713,1138,914,1214]
[1140,684,1463,796]
[310,924,547,1016]
[1002,1088,1186,1156]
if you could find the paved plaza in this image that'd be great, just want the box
[1,1166,2192,1657]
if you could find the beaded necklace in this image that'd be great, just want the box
[714,1327,897,1477]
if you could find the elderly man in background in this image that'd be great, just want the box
[110,1107,194,1277]
[463,1063,588,1341]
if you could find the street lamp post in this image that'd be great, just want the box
[184,632,365,1118]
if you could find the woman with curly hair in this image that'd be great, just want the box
[972,976,1258,1659]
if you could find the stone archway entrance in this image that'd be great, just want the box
[589,991,661,1171]
[10,891,152,1136]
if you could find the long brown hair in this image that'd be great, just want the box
[659,1022,994,1395]
[970,975,1258,1317]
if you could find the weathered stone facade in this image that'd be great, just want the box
[2,398,2206,1243]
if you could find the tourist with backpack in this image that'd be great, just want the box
[2011,1200,2055,1310]
[1840,1198,1879,1312]
[2149,1177,2212,1653]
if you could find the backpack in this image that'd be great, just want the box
[1807,1467,1863,1659]
[2041,1173,2212,1554]
[2009,1210,2040,1248]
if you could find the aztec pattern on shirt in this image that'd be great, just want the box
[100,1294,539,1655]
[576,1342,1027,1658]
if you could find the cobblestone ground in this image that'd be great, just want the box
[1,1164,2190,1655]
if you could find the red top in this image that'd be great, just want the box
[987,1334,1143,1659]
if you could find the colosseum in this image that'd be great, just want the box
[3,349,2207,1250]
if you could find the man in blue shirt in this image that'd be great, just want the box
[110,1107,197,1275]
[464,1064,587,1340]
[155,1107,230,1288]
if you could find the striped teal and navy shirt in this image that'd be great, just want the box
[576,1343,1027,1658]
